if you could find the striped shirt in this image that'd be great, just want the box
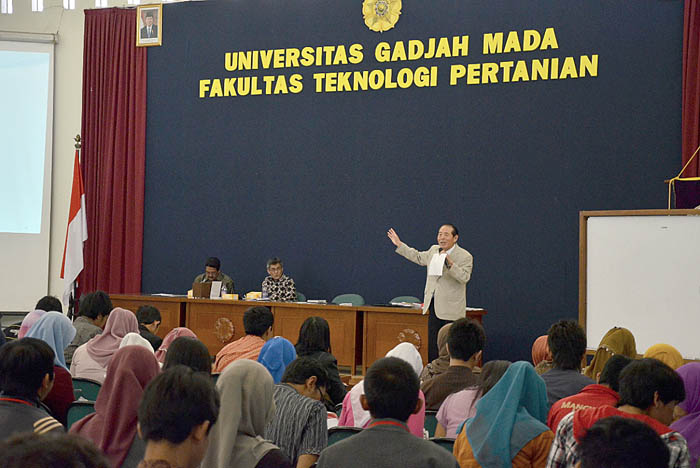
[0,396,64,440]
[264,384,327,464]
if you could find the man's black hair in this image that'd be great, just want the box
[243,306,274,336]
[205,257,221,270]
[441,223,459,236]
[281,356,329,389]
[162,337,212,374]
[267,257,283,268]
[547,320,587,370]
[579,416,669,468]
[447,318,485,361]
[618,358,685,408]
[0,432,110,468]
[138,366,220,444]
[295,316,331,356]
[0,338,55,399]
[34,296,62,313]
[364,356,419,422]
[78,291,113,320]
[136,305,161,325]
[598,354,632,392]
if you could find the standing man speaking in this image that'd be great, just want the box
[387,224,473,362]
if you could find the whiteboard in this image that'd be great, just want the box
[586,214,700,359]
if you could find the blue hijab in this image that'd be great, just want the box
[258,336,296,383]
[465,361,550,468]
[25,311,76,370]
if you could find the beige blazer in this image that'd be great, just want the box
[396,242,473,321]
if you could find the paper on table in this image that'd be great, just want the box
[427,252,446,276]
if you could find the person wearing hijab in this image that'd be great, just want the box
[531,335,553,376]
[18,310,47,339]
[119,332,154,353]
[70,346,160,468]
[258,336,297,384]
[155,327,197,364]
[420,323,451,383]
[25,311,77,425]
[670,362,700,466]
[583,327,636,379]
[643,343,685,370]
[453,361,553,468]
[70,308,139,383]
[338,342,426,438]
[202,359,292,468]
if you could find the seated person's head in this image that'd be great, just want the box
[0,338,55,401]
[34,296,62,313]
[0,432,110,468]
[138,366,220,468]
[205,257,221,281]
[295,316,331,355]
[478,360,511,397]
[361,356,421,422]
[243,306,274,339]
[266,257,284,280]
[136,305,161,334]
[446,318,485,365]
[78,291,113,328]
[618,358,685,426]
[597,354,632,392]
[579,416,669,468]
[547,320,586,370]
[281,356,329,401]
[162,337,212,374]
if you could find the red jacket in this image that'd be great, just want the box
[547,384,619,431]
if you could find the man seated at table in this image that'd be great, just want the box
[193,257,234,294]
[262,257,297,302]
[213,306,274,373]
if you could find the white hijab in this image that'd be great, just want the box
[118,332,154,352]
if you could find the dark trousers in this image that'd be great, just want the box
[428,300,451,362]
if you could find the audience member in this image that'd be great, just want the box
[454,361,553,468]
[65,291,113,365]
[135,305,163,350]
[35,295,63,314]
[70,307,139,383]
[436,360,511,439]
[18,310,47,339]
[295,316,347,408]
[420,323,452,384]
[546,358,689,468]
[203,360,292,468]
[162,337,212,373]
[532,335,553,375]
[154,327,197,364]
[264,357,329,468]
[541,320,594,406]
[138,366,220,468]
[25,312,77,426]
[0,338,63,439]
[421,317,484,410]
[670,362,700,466]
[338,342,426,438]
[0,432,110,468]
[547,354,632,431]
[644,343,685,370]
[119,332,155,353]
[70,346,160,468]
[258,336,297,384]
[583,327,636,380]
[318,356,458,468]
[261,257,297,302]
[214,306,274,372]
[193,256,234,294]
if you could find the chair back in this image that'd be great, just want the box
[331,294,365,306]
[296,291,307,302]
[430,437,456,452]
[67,400,96,429]
[212,373,221,384]
[424,410,438,437]
[72,377,102,401]
[334,402,343,419]
[390,295,421,303]
[328,426,363,445]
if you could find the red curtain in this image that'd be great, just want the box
[80,8,147,294]
[683,0,700,177]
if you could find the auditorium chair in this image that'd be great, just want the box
[331,294,365,306]
[327,426,363,445]
[67,400,96,429]
[389,295,421,303]
[430,437,456,452]
[72,377,101,401]
[424,410,438,437]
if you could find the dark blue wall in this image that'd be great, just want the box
[143,0,683,361]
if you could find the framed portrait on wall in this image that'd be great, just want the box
[136,4,162,47]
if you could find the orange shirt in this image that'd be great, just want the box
[453,428,554,468]
[213,335,265,373]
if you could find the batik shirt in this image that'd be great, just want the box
[262,275,297,302]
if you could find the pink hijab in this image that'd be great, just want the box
[85,308,139,368]
[70,346,160,467]
[155,327,197,363]
[18,310,47,339]
[531,335,552,365]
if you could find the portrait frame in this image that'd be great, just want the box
[136,4,162,47]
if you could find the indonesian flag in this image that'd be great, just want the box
[61,149,88,306]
